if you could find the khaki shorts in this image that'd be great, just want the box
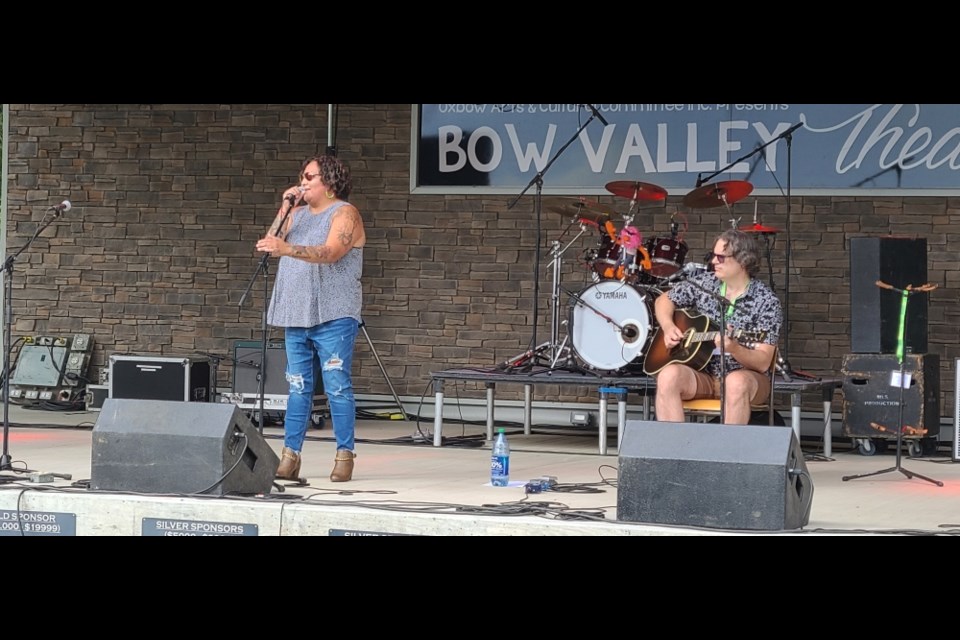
[690,368,771,405]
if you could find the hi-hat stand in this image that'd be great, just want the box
[499,220,587,371]
[501,104,607,372]
[843,281,942,487]
[2,203,71,480]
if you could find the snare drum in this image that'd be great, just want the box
[569,280,658,373]
[644,236,689,278]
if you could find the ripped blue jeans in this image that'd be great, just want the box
[282,318,358,453]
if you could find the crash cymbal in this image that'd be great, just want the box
[604,180,668,202]
[682,180,754,209]
[542,197,613,225]
[741,223,781,234]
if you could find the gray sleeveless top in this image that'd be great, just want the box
[267,201,363,328]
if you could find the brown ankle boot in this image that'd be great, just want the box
[276,447,301,480]
[330,450,356,482]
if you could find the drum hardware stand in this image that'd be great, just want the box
[695,121,807,380]
[750,203,778,293]
[843,281,942,487]
[497,226,585,372]
[503,106,605,372]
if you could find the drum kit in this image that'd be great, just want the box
[532,178,778,376]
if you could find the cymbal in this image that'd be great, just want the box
[741,223,781,235]
[682,180,754,209]
[604,180,668,202]
[542,197,613,225]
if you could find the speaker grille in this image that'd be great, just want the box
[617,420,813,530]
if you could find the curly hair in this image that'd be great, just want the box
[302,154,352,200]
[717,229,761,277]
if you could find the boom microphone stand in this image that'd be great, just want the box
[2,202,70,477]
[680,276,734,424]
[695,121,805,378]
[843,281,941,487]
[239,195,298,435]
[503,104,607,371]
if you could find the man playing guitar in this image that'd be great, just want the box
[651,229,783,425]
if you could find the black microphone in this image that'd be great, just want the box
[48,200,72,215]
[783,121,804,138]
[703,251,716,272]
[582,104,609,127]
[283,187,306,206]
[660,262,707,285]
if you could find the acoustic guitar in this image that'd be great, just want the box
[643,308,767,375]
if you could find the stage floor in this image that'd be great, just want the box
[1,403,959,536]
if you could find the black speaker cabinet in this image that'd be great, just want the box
[618,420,813,531]
[232,340,323,396]
[850,237,927,354]
[109,356,211,402]
[91,399,280,495]
[841,353,940,439]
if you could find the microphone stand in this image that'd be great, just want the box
[843,281,941,486]
[680,276,734,424]
[2,208,66,476]
[504,106,605,372]
[696,121,807,380]
[238,201,296,434]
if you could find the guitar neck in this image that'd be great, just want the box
[691,330,721,344]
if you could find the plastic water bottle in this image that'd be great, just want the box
[491,428,510,487]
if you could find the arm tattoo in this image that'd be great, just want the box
[335,208,359,248]
[291,245,332,261]
[266,212,287,238]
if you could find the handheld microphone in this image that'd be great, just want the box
[284,187,307,206]
[49,200,72,215]
[661,262,707,285]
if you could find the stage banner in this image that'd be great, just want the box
[412,104,960,196]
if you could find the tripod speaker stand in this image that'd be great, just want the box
[842,281,942,487]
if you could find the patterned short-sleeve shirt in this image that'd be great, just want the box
[666,272,782,377]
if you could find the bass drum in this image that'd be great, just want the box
[569,280,657,373]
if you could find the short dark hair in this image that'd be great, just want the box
[302,155,352,200]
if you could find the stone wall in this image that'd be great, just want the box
[5,104,959,416]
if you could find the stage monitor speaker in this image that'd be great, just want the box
[850,236,927,354]
[232,340,323,396]
[91,398,280,495]
[617,420,813,531]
